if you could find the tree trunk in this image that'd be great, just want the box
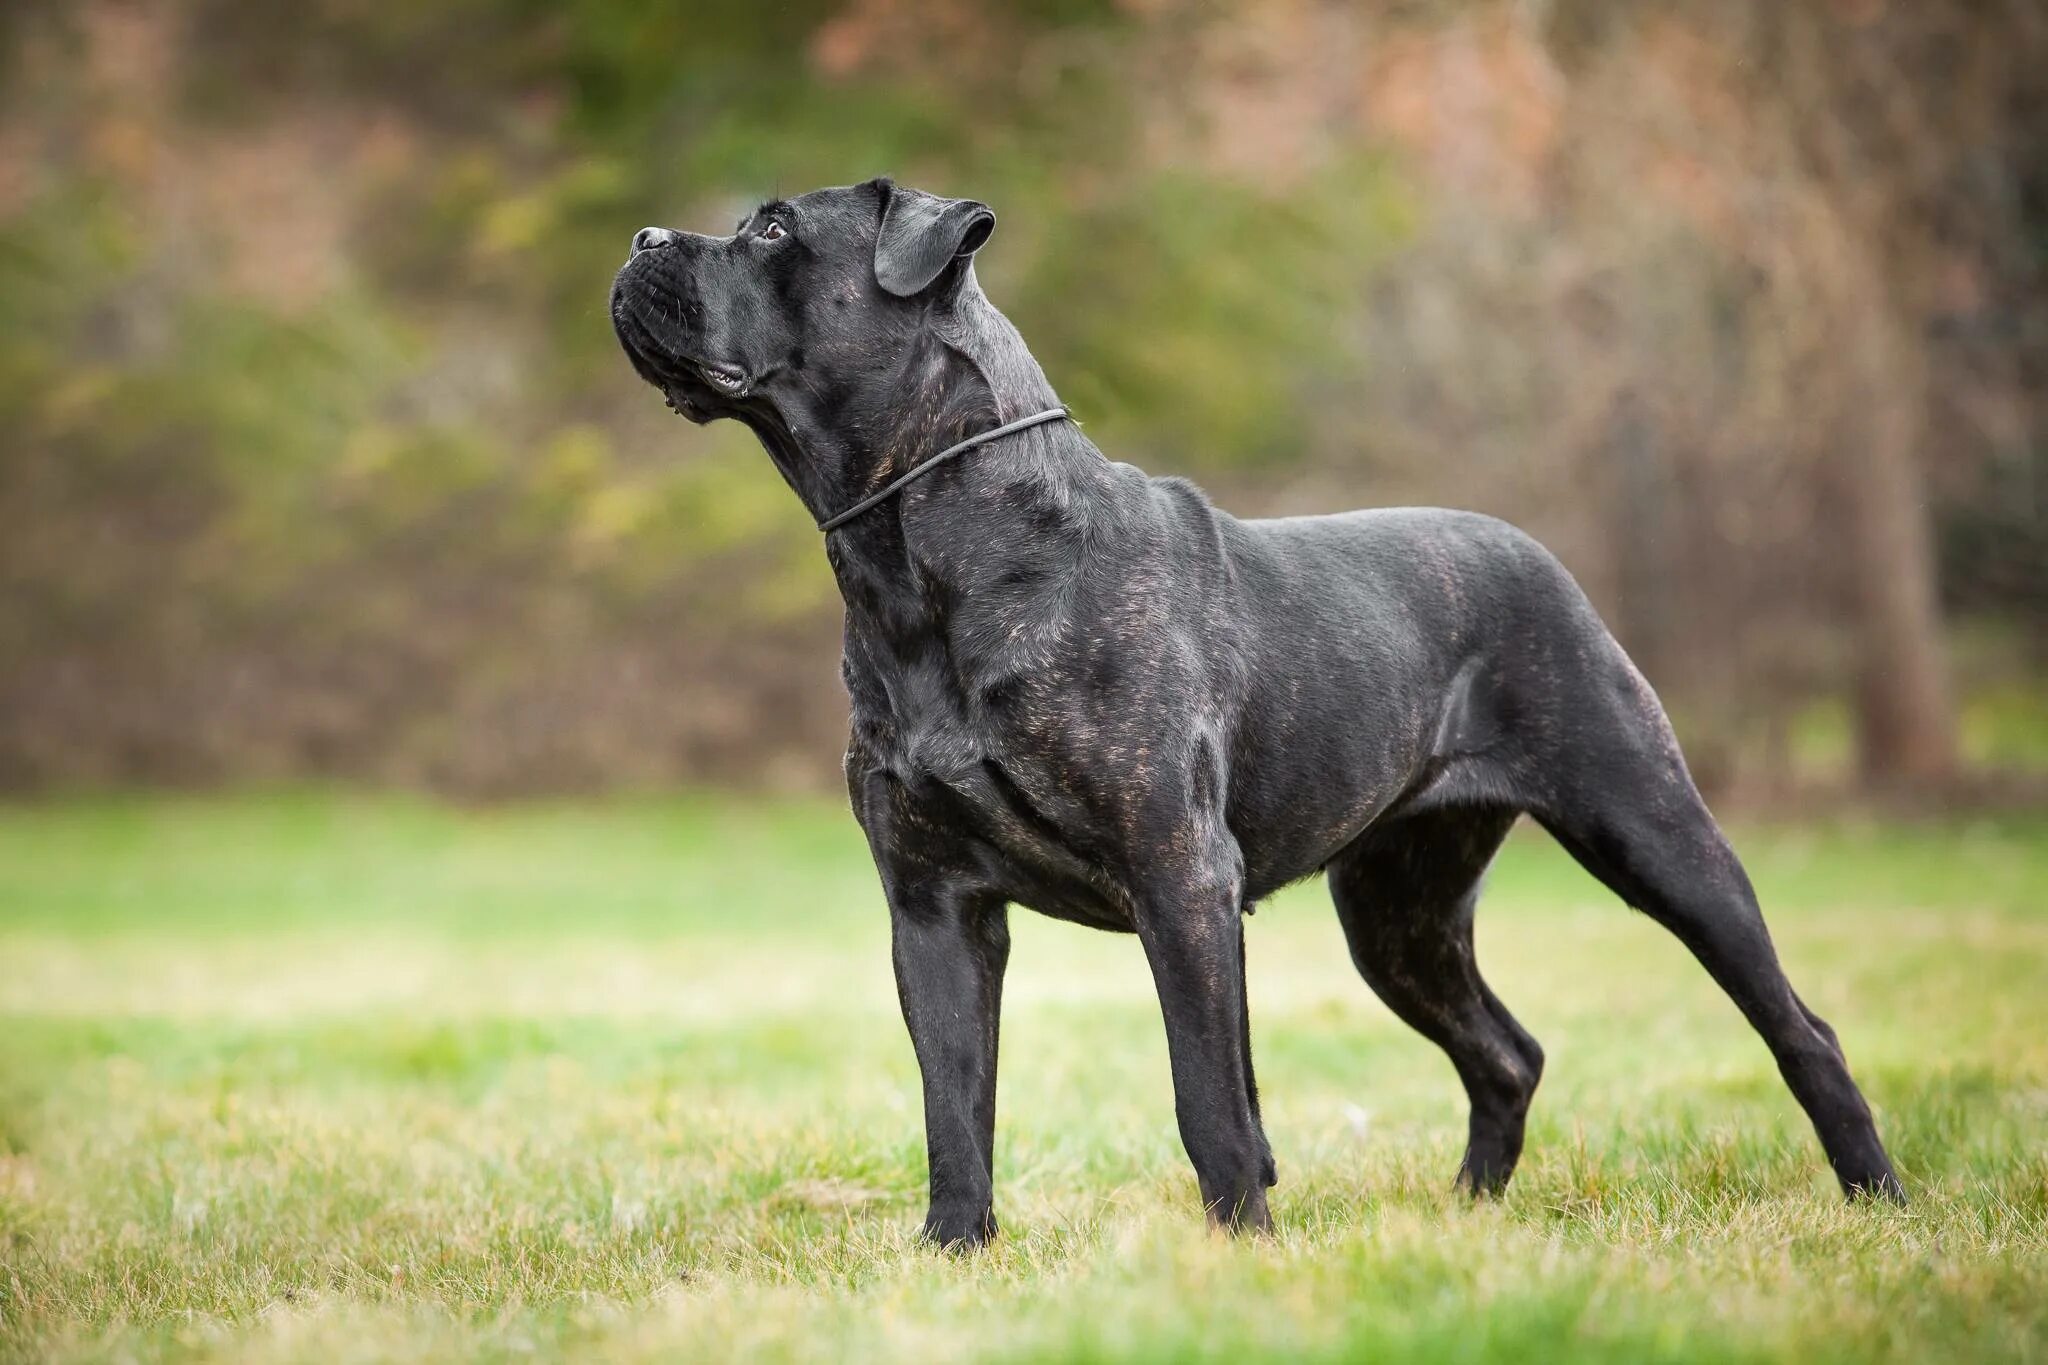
[1837,325,1958,788]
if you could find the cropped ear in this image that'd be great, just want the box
[873,183,996,297]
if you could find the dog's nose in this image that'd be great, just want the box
[631,226,677,255]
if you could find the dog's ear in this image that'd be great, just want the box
[873,183,996,298]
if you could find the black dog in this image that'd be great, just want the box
[611,179,1903,1245]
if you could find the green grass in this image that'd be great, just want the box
[1,796,2045,1364]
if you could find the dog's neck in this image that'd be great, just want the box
[743,282,1115,642]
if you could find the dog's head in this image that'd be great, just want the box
[610,178,996,427]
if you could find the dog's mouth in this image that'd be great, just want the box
[612,293,753,421]
[658,361,749,422]
[696,361,748,397]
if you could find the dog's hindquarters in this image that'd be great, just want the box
[1300,513,1903,1200]
[1488,549,1901,1198]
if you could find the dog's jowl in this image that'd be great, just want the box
[611,179,1903,1245]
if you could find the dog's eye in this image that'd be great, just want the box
[760,219,787,242]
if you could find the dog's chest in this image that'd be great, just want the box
[861,697,1036,843]
[850,676,1131,927]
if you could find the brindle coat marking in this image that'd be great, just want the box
[611,179,1904,1245]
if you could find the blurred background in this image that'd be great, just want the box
[5,10,2047,1358]
[2,0,2043,807]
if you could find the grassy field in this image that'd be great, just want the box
[0,796,2044,1363]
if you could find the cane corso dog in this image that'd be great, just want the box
[610,178,1903,1245]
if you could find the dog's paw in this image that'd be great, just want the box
[920,1206,998,1251]
[1845,1168,1908,1205]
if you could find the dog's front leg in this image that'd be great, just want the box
[1135,882,1272,1235]
[889,880,1010,1249]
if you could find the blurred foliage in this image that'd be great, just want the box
[0,0,2041,795]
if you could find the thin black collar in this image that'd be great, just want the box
[816,406,1073,533]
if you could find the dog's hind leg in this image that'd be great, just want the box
[1524,651,1904,1201]
[1328,805,1542,1195]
